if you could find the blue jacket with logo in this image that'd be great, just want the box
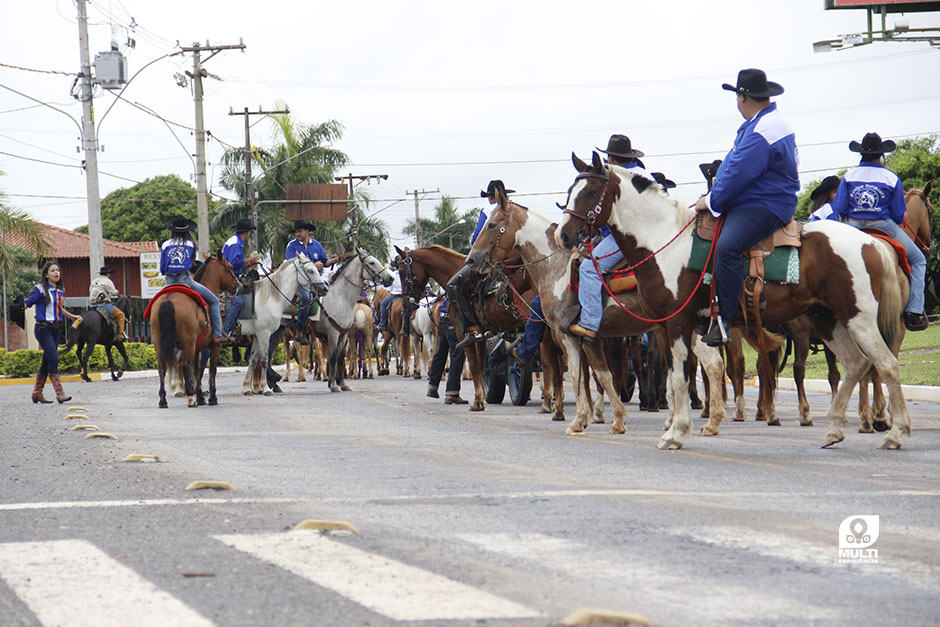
[830,161,906,224]
[160,237,196,276]
[707,103,799,223]
[24,283,66,322]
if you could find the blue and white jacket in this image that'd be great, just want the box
[470,203,498,245]
[285,237,328,266]
[808,202,839,223]
[24,283,66,323]
[830,161,906,224]
[706,103,799,223]
[160,237,196,276]
[222,234,250,275]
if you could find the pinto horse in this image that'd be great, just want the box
[558,152,910,450]
[149,254,239,408]
[456,192,728,435]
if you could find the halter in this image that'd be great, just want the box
[562,167,611,240]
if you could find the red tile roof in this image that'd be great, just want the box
[4,221,157,259]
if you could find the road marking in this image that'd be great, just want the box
[0,497,305,512]
[214,531,542,621]
[0,539,213,627]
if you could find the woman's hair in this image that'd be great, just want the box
[169,230,194,245]
[810,194,829,213]
[39,260,62,304]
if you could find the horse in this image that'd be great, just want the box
[238,253,329,396]
[374,287,411,377]
[312,248,394,392]
[60,294,131,382]
[456,191,728,435]
[149,253,239,408]
[409,301,435,379]
[396,244,568,419]
[558,152,910,450]
[346,302,376,379]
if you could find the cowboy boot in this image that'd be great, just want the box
[31,373,52,404]
[49,374,72,404]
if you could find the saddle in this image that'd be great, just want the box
[568,256,637,295]
[90,305,120,337]
[142,285,208,319]
[857,227,911,276]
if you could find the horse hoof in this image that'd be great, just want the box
[340,384,351,392]
[873,420,891,432]
[657,438,683,450]
[565,426,583,435]
[609,425,626,435]
[800,419,814,427]
[187,398,198,408]
[690,399,704,410]
[412,373,421,380]
[859,424,875,434]
[208,398,218,406]
[552,414,565,422]
[700,424,719,436]
[878,437,902,450]
[733,415,746,422]
[755,415,766,422]
[263,390,273,397]
[766,417,781,426]
[592,417,605,424]
[330,386,341,393]
[648,406,659,413]
[159,401,168,409]
[197,397,206,406]
[821,434,844,448]
[116,371,124,379]
[243,391,252,396]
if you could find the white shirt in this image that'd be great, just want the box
[89,275,118,303]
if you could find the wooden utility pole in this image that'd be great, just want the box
[76,0,104,277]
[181,41,246,257]
[408,189,439,248]
[334,174,388,248]
[228,106,289,253]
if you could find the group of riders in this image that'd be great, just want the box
[25,67,930,406]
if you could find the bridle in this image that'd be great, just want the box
[562,167,611,241]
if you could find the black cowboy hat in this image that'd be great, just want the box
[167,215,197,233]
[292,219,316,232]
[810,175,841,201]
[849,132,896,155]
[721,68,784,98]
[699,159,723,182]
[597,134,644,160]
[651,172,676,190]
[98,265,113,275]
[481,179,515,198]
[231,218,257,233]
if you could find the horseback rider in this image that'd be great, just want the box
[831,132,928,331]
[426,292,468,404]
[89,265,126,340]
[221,218,260,345]
[451,180,515,349]
[160,215,223,345]
[807,175,841,223]
[569,134,655,340]
[694,69,799,347]
[378,260,411,335]
[284,219,330,344]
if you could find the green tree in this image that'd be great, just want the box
[7,246,41,299]
[215,104,389,263]
[402,196,480,251]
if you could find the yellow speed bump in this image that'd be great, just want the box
[70,424,99,431]
[67,406,88,411]
[84,432,116,440]
[65,414,89,420]
[185,481,235,491]
[123,454,165,463]
[561,608,652,626]
[292,519,359,534]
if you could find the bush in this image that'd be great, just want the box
[2,350,43,377]
[271,342,285,365]
[0,348,6,373]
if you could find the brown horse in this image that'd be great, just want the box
[558,153,910,449]
[374,287,412,376]
[150,254,238,408]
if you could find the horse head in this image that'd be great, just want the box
[394,245,425,305]
[357,247,395,287]
[459,186,523,277]
[295,253,329,297]
[556,151,619,250]
[216,252,240,295]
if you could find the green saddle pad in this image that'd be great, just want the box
[688,230,800,285]
[237,291,254,320]
[281,301,319,318]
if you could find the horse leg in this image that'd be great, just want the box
[858,368,875,433]
[157,359,168,408]
[79,340,93,382]
[756,348,780,426]
[870,370,890,432]
[591,372,605,424]
[659,334,693,450]
[338,335,352,392]
[461,343,486,412]
[691,338,726,436]
[560,337,593,434]
[115,341,129,380]
[585,341,626,434]
[687,352,703,411]
[104,345,119,381]
[792,330,812,426]
[824,346,841,401]
[726,330,747,422]
[181,350,198,408]
[821,325,867,448]
[242,338,258,395]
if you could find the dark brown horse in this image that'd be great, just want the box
[149,254,238,408]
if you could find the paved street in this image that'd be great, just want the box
[1,368,938,626]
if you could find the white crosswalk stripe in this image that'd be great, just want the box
[0,539,214,627]
[214,531,543,621]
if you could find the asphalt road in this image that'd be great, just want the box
[1,367,938,627]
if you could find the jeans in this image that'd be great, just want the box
[380,293,406,331]
[714,208,786,323]
[846,218,927,314]
[295,284,313,333]
[35,323,61,375]
[578,234,624,331]
[224,292,242,334]
[516,295,545,362]
[428,317,465,396]
[166,272,222,338]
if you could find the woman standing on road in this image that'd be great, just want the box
[24,260,83,404]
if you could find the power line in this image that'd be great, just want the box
[0,62,73,76]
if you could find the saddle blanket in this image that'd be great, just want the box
[143,285,208,319]
[688,230,800,285]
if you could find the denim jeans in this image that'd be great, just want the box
[578,235,624,331]
[846,218,926,314]
[516,295,545,362]
[34,323,61,375]
[224,292,242,334]
[166,272,222,338]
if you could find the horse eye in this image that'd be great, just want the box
[487,223,496,229]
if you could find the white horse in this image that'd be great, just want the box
[409,298,436,379]
[238,253,328,395]
[313,247,395,392]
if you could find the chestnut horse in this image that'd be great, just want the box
[558,153,909,450]
[150,253,239,408]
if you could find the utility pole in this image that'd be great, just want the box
[408,188,439,248]
[334,173,388,248]
[181,40,246,257]
[228,106,288,253]
[76,0,104,277]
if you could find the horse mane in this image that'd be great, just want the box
[329,251,355,282]
[420,245,464,260]
[255,258,293,302]
[608,163,694,233]
[192,256,212,282]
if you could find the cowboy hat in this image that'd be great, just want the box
[849,132,896,155]
[597,134,644,160]
[651,172,676,190]
[98,265,113,275]
[166,215,197,233]
[231,218,257,233]
[810,175,841,201]
[292,219,316,232]
[721,68,784,98]
[481,179,515,198]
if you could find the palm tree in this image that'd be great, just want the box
[0,181,48,280]
[402,196,480,251]
[215,104,389,263]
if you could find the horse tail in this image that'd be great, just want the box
[59,320,79,355]
[743,327,785,355]
[874,240,906,350]
[157,300,178,367]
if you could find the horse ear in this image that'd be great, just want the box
[572,152,589,173]
[394,245,404,257]
[632,175,654,195]
[591,151,604,173]
[924,180,933,198]
[495,186,509,211]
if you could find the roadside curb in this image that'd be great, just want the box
[750,376,940,404]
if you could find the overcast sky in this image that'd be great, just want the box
[2,1,939,253]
